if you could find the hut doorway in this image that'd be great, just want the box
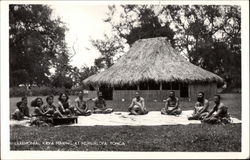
[99,85,113,100]
[180,83,189,98]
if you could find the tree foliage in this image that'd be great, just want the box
[79,66,98,81]
[9,4,70,87]
[162,5,241,87]
[90,34,125,70]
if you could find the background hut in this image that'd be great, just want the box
[83,37,224,101]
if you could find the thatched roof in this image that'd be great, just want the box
[83,37,223,86]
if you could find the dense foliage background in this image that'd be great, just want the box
[9,5,241,96]
[91,5,241,89]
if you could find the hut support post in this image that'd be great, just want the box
[93,85,99,97]
[179,83,181,98]
[112,86,114,98]
[137,84,139,91]
[94,85,99,92]
[160,82,162,90]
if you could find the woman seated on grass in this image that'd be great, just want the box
[12,96,30,120]
[188,92,209,120]
[58,93,76,116]
[43,95,63,118]
[30,97,51,126]
[74,91,91,116]
[128,91,148,115]
[31,97,45,116]
[202,95,231,124]
[31,96,63,117]
[161,91,182,116]
[93,92,114,114]
[30,97,61,126]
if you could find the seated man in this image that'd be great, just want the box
[202,95,231,124]
[188,92,209,120]
[93,92,113,114]
[128,91,148,115]
[75,91,91,116]
[12,96,30,120]
[161,91,182,116]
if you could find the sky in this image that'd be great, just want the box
[50,5,113,68]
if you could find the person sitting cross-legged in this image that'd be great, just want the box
[188,92,209,120]
[58,93,76,116]
[74,91,91,116]
[43,95,63,118]
[92,92,114,114]
[202,95,231,124]
[30,96,74,126]
[128,91,148,115]
[161,91,182,116]
[31,97,45,116]
[11,96,30,120]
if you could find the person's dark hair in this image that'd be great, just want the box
[170,90,175,94]
[198,92,205,97]
[58,93,69,102]
[46,95,54,102]
[31,97,43,107]
[214,94,221,100]
[21,96,27,101]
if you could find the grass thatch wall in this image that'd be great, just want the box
[84,37,223,86]
[83,91,97,99]
[113,90,180,102]
[112,83,217,101]
[84,84,217,101]
[189,83,217,100]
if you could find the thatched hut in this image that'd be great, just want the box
[83,37,223,101]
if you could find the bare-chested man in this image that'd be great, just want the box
[161,91,182,115]
[202,95,231,124]
[188,92,209,120]
[128,91,148,115]
[93,92,114,114]
[75,91,91,116]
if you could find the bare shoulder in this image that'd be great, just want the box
[219,102,227,108]
[75,97,79,102]
[204,99,209,104]
[166,97,171,101]
[195,101,200,105]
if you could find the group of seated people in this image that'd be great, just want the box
[11,91,114,125]
[126,90,231,124]
[11,90,231,125]
[187,91,231,124]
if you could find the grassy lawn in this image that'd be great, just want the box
[9,93,241,151]
[10,124,241,151]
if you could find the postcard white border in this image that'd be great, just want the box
[1,0,249,159]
